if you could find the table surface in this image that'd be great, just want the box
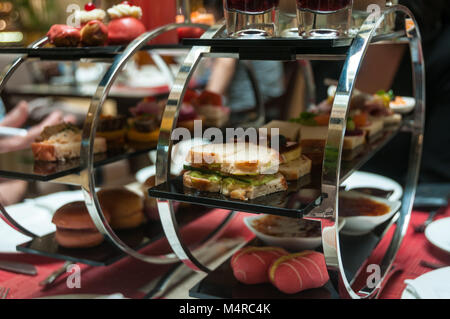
[0,206,449,299]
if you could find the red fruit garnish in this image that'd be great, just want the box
[84,2,96,11]
[121,1,132,5]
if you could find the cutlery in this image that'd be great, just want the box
[39,261,74,288]
[413,185,449,233]
[0,260,38,276]
[420,260,448,270]
[0,287,10,299]
[414,210,438,233]
[0,127,28,137]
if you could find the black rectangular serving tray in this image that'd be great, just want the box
[16,205,210,266]
[0,44,186,60]
[149,124,402,217]
[183,37,352,60]
[190,214,398,300]
[0,143,156,182]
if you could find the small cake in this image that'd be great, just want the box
[47,25,81,47]
[107,2,146,45]
[98,188,145,230]
[52,201,111,249]
[127,97,163,144]
[231,246,288,285]
[269,251,329,294]
[77,3,108,46]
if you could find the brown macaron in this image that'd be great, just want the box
[98,188,145,229]
[52,201,111,249]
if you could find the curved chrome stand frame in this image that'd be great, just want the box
[0,36,49,239]
[80,23,238,264]
[304,5,425,299]
[154,5,426,296]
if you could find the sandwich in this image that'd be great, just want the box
[351,90,402,127]
[258,121,311,181]
[127,97,163,144]
[348,111,383,141]
[292,112,366,164]
[178,103,205,132]
[192,90,230,128]
[32,123,107,162]
[183,143,288,201]
[262,120,302,142]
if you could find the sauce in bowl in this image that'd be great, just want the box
[251,215,321,238]
[339,196,390,217]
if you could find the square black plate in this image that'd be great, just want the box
[16,206,210,266]
[149,174,321,218]
[0,143,156,182]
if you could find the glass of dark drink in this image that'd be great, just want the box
[296,0,353,38]
[223,0,280,37]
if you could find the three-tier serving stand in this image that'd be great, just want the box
[0,5,424,299]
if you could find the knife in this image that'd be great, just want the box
[0,260,38,276]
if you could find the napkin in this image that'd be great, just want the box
[404,267,450,299]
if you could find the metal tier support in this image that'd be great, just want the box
[154,4,426,299]
[80,23,239,265]
[0,36,49,238]
[306,5,424,299]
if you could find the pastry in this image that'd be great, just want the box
[97,188,145,230]
[52,201,111,249]
[107,2,146,45]
[127,97,163,144]
[269,251,329,294]
[47,25,81,47]
[231,246,288,285]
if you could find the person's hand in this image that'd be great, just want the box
[0,101,76,153]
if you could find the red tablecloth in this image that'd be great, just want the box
[0,207,449,299]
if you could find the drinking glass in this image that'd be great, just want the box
[296,0,353,38]
[278,0,299,37]
[223,0,280,38]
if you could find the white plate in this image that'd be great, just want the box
[25,190,85,213]
[136,165,156,184]
[339,191,401,236]
[425,217,450,254]
[401,267,450,299]
[390,96,416,114]
[244,215,345,251]
[341,171,403,202]
[0,202,55,253]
